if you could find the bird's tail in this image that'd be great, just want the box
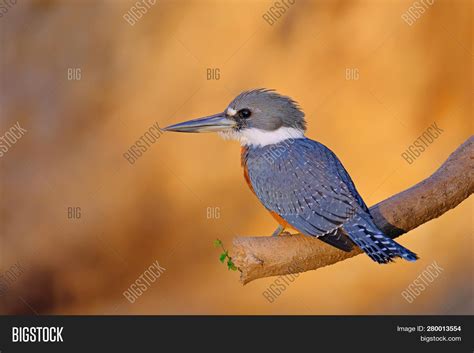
[343,215,418,263]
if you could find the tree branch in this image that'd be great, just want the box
[232,136,473,284]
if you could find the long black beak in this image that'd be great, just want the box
[163,112,236,133]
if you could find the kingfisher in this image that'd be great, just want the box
[164,89,418,263]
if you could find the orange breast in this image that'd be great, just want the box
[241,147,297,231]
[268,210,298,231]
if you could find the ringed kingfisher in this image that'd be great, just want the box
[164,89,418,263]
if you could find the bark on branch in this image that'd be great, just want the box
[232,136,473,284]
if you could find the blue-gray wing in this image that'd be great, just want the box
[245,138,369,237]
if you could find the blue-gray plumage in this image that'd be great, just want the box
[242,138,417,263]
[164,88,418,264]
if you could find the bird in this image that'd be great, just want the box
[164,89,418,263]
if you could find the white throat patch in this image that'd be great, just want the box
[218,127,305,147]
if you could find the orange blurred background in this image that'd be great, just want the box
[0,0,472,314]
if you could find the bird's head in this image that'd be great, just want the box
[163,89,306,147]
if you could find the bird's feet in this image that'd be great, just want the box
[271,225,284,237]
[271,225,292,237]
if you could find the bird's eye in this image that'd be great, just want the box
[239,108,252,118]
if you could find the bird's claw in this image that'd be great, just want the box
[271,225,285,237]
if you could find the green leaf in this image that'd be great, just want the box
[227,259,237,271]
[213,239,222,247]
[219,252,227,263]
